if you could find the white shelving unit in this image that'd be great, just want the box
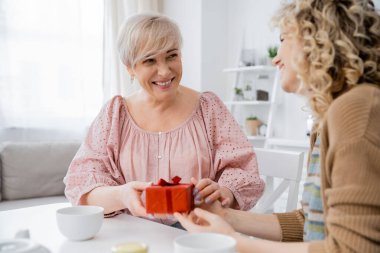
[223,65,279,148]
[224,65,310,213]
[223,65,276,73]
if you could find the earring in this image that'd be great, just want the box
[130,75,134,84]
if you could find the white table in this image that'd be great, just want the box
[0,203,187,252]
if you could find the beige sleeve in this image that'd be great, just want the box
[274,209,305,242]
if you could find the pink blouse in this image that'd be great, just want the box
[64,92,264,219]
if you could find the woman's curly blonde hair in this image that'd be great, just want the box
[273,0,380,130]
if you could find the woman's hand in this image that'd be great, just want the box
[198,199,226,217]
[119,181,152,217]
[174,208,235,235]
[191,177,235,207]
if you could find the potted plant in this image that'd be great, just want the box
[245,116,262,136]
[234,87,244,101]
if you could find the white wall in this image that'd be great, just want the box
[200,0,228,97]
[225,0,280,68]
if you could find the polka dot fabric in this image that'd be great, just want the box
[199,92,265,210]
[64,92,264,220]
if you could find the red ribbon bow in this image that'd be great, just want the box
[156,176,182,186]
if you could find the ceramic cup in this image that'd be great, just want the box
[174,233,236,253]
[56,205,104,241]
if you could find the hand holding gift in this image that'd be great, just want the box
[120,181,153,217]
[146,176,194,214]
[191,177,235,207]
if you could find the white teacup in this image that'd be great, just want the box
[174,233,236,253]
[56,205,104,241]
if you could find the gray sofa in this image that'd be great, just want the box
[0,141,81,211]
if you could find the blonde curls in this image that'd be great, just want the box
[273,0,380,131]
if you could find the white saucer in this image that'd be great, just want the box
[0,239,50,253]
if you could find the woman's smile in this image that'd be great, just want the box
[152,77,175,90]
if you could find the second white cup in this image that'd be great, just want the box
[174,232,236,253]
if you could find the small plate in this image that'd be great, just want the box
[0,239,50,253]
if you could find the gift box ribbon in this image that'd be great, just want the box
[156,176,182,186]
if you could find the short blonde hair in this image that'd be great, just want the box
[272,0,380,130]
[117,13,183,68]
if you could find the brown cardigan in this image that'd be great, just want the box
[275,84,380,253]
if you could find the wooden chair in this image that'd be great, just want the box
[252,148,305,213]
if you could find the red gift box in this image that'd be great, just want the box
[146,176,194,214]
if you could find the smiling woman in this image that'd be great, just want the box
[63,13,265,226]
[0,0,103,135]
[174,0,380,252]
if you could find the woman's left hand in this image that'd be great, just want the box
[191,178,234,207]
[174,208,235,235]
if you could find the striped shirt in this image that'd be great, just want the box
[301,135,325,241]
